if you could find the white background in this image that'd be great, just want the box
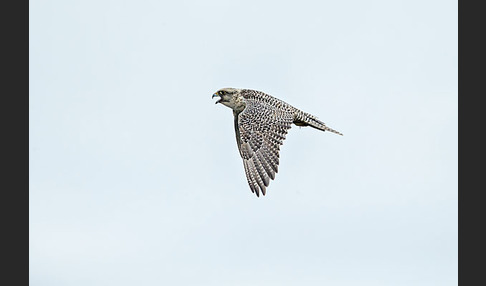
[30,0,457,285]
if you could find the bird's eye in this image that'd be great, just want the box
[219,91,225,95]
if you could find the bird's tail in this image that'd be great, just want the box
[293,109,343,136]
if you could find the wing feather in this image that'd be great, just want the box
[235,98,293,196]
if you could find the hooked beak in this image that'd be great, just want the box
[212,93,221,104]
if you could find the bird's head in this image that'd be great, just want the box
[212,88,244,111]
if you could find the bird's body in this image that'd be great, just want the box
[213,88,342,197]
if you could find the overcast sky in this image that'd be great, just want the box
[30,0,457,285]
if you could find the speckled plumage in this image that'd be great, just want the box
[213,88,342,197]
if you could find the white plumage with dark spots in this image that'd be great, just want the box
[212,87,342,197]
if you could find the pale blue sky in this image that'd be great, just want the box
[30,0,457,285]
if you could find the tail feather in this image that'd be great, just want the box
[293,110,343,136]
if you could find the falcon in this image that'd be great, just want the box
[212,88,342,197]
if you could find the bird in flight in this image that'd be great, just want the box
[213,88,342,197]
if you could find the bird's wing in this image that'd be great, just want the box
[235,99,294,196]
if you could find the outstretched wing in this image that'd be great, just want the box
[234,98,294,196]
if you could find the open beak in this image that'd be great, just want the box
[212,93,221,104]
